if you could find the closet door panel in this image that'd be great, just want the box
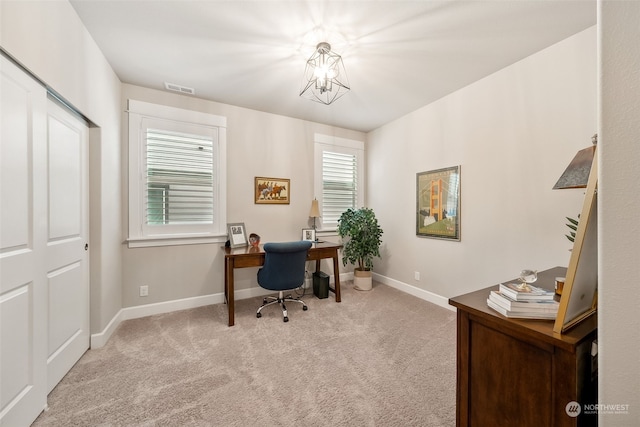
[45,98,90,393]
[0,54,48,427]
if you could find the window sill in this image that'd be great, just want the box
[127,234,227,248]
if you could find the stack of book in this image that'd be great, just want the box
[487,282,559,319]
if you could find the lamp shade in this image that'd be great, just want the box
[309,199,320,218]
[553,145,596,189]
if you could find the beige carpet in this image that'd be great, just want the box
[33,281,457,426]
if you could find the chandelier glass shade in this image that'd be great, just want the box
[300,42,350,105]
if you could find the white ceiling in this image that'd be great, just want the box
[70,0,596,133]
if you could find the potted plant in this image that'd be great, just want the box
[337,207,383,291]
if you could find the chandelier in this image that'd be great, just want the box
[299,42,350,105]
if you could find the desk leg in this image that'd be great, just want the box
[332,252,341,302]
[224,257,229,304]
[225,257,235,326]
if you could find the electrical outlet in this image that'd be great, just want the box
[139,285,149,297]
[414,271,420,281]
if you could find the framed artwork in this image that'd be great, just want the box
[554,147,598,334]
[302,228,316,242]
[255,177,290,204]
[416,166,461,241]
[227,222,248,248]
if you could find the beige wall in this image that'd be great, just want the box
[120,84,365,307]
[1,0,123,335]
[367,27,597,298]
[599,1,640,424]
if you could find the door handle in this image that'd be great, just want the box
[85,243,89,251]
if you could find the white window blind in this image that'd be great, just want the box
[146,128,214,225]
[314,134,364,230]
[322,150,357,225]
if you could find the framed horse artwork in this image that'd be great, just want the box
[254,177,290,204]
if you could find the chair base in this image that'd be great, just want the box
[256,290,308,322]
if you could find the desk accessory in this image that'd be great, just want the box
[517,269,537,291]
[309,198,320,231]
[249,233,260,247]
[302,228,316,242]
[227,222,248,248]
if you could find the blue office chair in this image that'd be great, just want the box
[256,241,312,322]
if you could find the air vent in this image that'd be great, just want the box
[164,82,195,95]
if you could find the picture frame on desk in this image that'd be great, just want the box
[302,228,316,242]
[227,222,248,248]
[255,177,290,204]
[416,165,461,241]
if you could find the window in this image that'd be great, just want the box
[314,133,364,230]
[128,100,226,247]
[145,128,213,225]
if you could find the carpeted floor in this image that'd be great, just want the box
[33,281,457,426]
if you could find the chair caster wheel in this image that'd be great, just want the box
[303,306,308,311]
[283,316,289,322]
[257,312,262,318]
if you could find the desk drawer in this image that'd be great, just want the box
[307,248,335,260]
[232,255,265,268]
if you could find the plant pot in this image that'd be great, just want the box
[353,268,373,291]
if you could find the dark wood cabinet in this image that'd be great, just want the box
[449,267,597,427]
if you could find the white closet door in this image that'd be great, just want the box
[45,98,90,393]
[0,54,90,425]
[1,55,48,427]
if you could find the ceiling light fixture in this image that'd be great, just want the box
[299,42,350,105]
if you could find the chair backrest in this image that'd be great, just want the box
[257,241,313,291]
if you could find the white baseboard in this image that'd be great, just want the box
[337,271,353,283]
[90,287,273,348]
[372,272,456,312]
[90,309,125,349]
[90,271,415,349]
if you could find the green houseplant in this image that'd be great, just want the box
[337,207,383,291]
[565,215,580,243]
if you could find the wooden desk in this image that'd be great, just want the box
[449,267,597,427]
[222,241,342,326]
